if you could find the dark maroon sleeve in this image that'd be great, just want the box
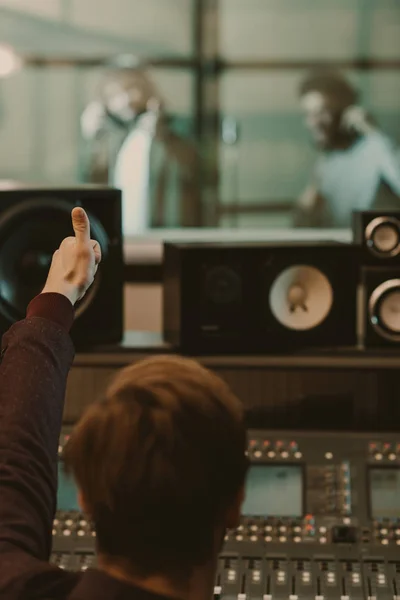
[27,292,75,332]
[0,294,75,570]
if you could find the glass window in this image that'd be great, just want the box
[0,0,399,232]
[219,0,361,61]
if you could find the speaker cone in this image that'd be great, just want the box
[205,265,241,305]
[365,217,400,257]
[269,265,333,331]
[369,279,400,342]
[0,198,108,321]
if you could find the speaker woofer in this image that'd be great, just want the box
[365,216,400,258]
[0,197,109,322]
[0,185,123,348]
[369,279,400,342]
[269,265,333,331]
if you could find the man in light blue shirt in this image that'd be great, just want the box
[295,72,400,228]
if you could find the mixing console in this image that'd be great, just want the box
[51,428,400,598]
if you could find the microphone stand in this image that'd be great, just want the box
[221,117,240,228]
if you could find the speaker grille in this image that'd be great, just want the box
[204,265,242,305]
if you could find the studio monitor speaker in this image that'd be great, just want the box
[353,210,400,347]
[353,210,400,265]
[0,185,123,347]
[163,241,358,354]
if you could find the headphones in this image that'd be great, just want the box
[340,105,375,136]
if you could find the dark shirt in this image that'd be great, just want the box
[0,293,173,600]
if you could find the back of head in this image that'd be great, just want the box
[63,355,246,581]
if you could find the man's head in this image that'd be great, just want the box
[299,71,359,150]
[63,355,247,583]
[99,67,162,125]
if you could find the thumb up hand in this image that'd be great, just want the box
[42,207,102,305]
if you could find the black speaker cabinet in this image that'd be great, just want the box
[363,267,400,347]
[353,210,400,266]
[0,185,123,347]
[163,241,358,354]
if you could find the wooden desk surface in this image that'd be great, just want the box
[73,331,400,370]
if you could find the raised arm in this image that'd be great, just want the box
[0,208,101,562]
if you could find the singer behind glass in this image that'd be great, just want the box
[79,60,201,235]
[294,71,400,228]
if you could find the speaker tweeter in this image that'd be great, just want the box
[353,210,400,265]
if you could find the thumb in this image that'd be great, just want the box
[72,207,90,243]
